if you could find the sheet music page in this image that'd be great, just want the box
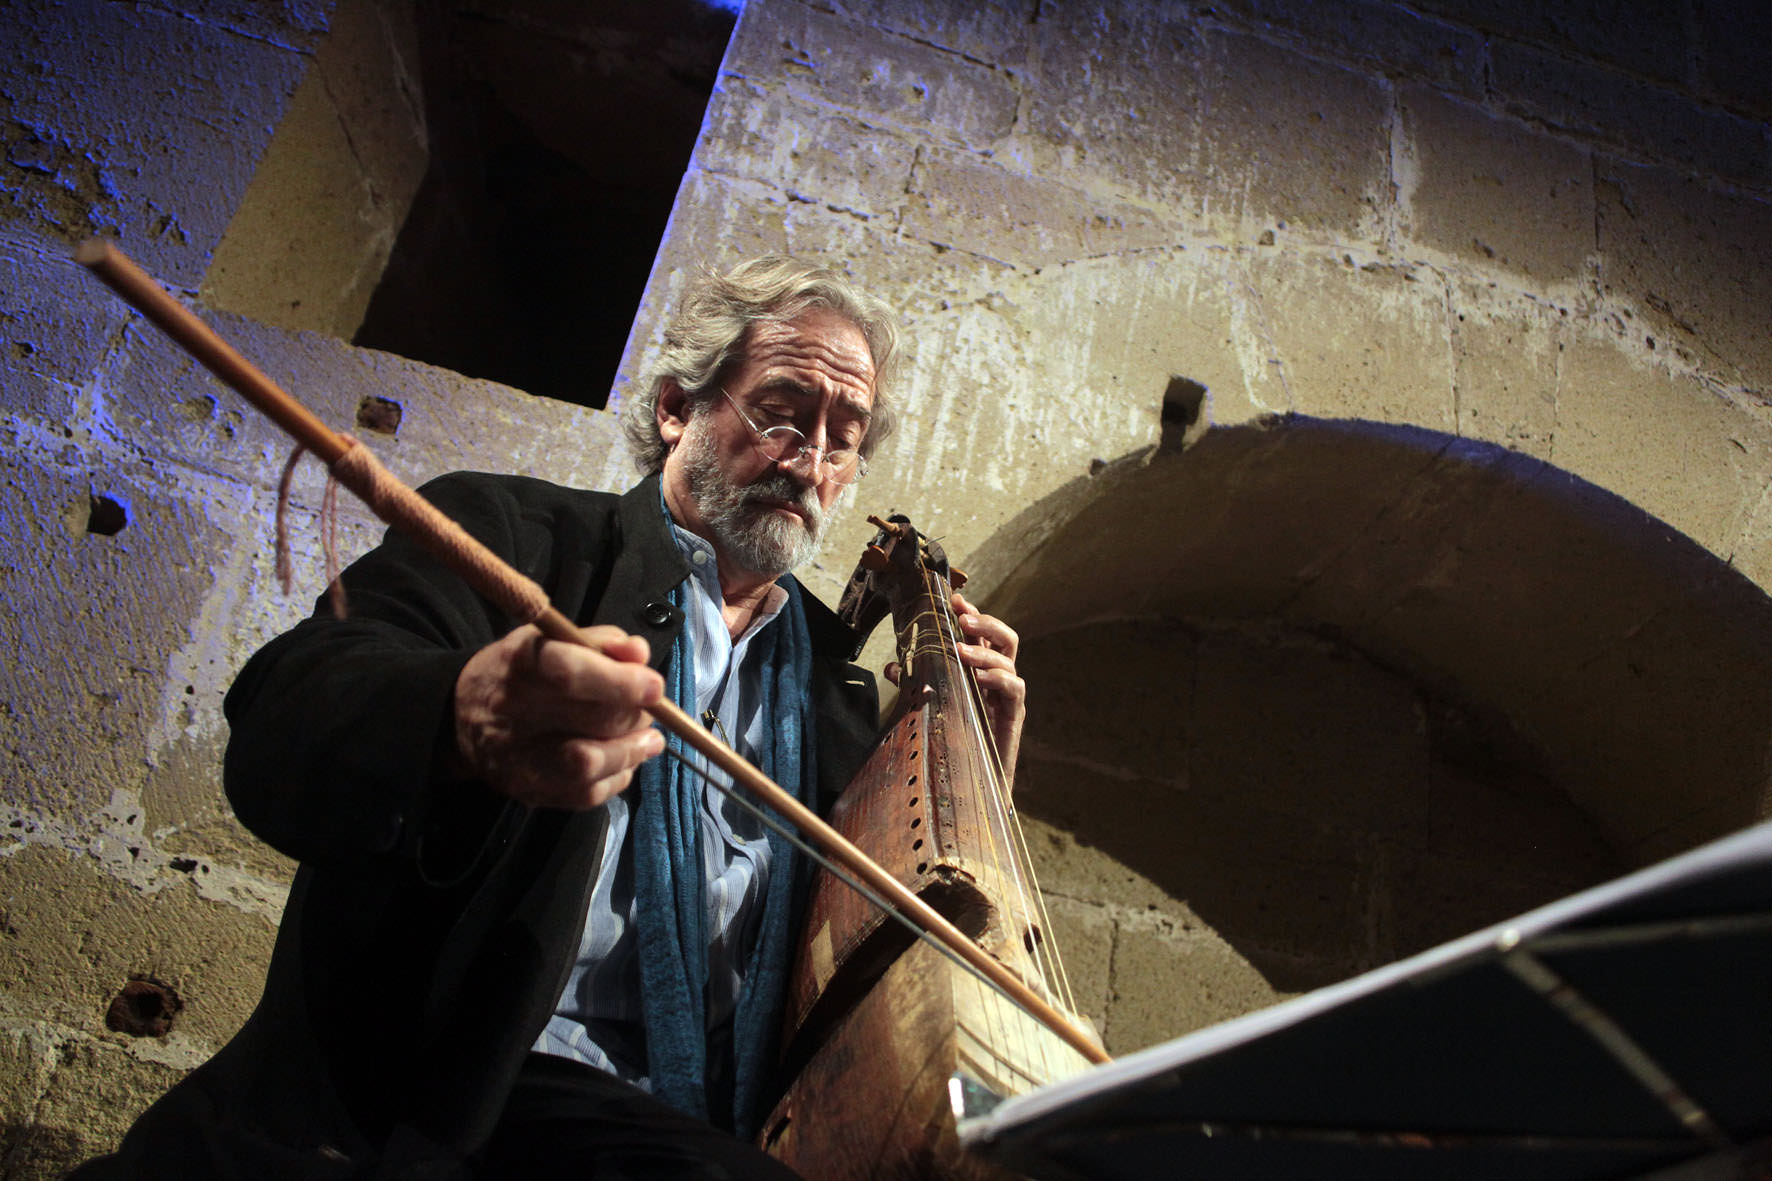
[959,819,1772,1143]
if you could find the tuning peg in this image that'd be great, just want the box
[866,514,904,537]
[860,545,890,572]
[949,567,968,590]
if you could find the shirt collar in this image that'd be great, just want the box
[668,523,789,641]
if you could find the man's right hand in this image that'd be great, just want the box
[453,624,667,809]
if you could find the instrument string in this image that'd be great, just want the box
[900,561,1028,1083]
[926,565,1079,1016]
[664,746,1051,1026]
[892,606,1017,1076]
[914,565,1071,1088]
[922,565,1078,1083]
[919,565,1021,932]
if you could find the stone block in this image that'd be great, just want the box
[169,0,334,53]
[1596,162,1772,399]
[1013,248,1294,430]
[1245,251,1456,431]
[1381,842,1612,958]
[0,455,227,821]
[1198,30,1391,241]
[139,717,232,856]
[1188,627,1434,839]
[901,148,1180,271]
[156,814,297,893]
[202,0,428,340]
[1449,280,1564,457]
[0,1,310,284]
[1492,40,1768,188]
[1414,763,1620,899]
[983,422,1463,637]
[0,1023,60,1128]
[1038,894,1115,1036]
[0,246,132,427]
[1273,440,1574,662]
[614,171,791,410]
[695,76,920,218]
[1696,0,1772,118]
[1412,0,1687,84]
[1018,814,1201,918]
[1105,922,1285,1052]
[830,0,1038,69]
[1019,617,1196,786]
[1400,86,1595,285]
[1219,0,1486,96]
[1017,757,1377,990]
[1286,419,1772,861]
[779,209,1019,325]
[859,288,1156,557]
[257,338,634,498]
[197,72,374,337]
[0,846,274,1056]
[28,1037,185,1175]
[1525,580,1772,862]
[100,314,289,486]
[727,1,1019,150]
[1017,3,1208,211]
[1732,490,1772,596]
[105,309,634,499]
[128,479,320,846]
[1550,330,1772,557]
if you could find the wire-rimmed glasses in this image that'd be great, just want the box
[720,389,868,485]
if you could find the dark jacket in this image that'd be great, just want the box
[83,473,880,1179]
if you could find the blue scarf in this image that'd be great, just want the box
[631,572,816,1136]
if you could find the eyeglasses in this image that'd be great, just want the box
[720,389,868,485]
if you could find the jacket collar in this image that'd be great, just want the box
[616,472,692,598]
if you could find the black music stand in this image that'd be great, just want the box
[958,820,1772,1180]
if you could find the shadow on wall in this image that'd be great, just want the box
[986,416,1772,995]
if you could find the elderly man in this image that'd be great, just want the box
[84,256,1024,1179]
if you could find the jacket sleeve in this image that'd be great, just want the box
[222,471,554,870]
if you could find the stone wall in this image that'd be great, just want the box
[615,0,1772,1058]
[627,0,1770,586]
[0,0,1768,1170]
[0,0,634,1171]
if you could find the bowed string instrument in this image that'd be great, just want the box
[76,241,1107,1178]
[760,513,1103,1177]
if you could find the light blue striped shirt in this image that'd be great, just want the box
[532,524,788,1090]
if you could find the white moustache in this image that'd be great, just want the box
[740,477,823,531]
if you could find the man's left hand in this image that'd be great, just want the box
[950,592,1025,787]
[889,592,1026,790]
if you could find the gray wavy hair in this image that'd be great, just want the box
[623,255,900,474]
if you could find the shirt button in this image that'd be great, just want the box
[692,550,708,565]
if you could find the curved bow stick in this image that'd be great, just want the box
[75,239,1110,1069]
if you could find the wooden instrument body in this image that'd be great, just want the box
[762,519,1092,1178]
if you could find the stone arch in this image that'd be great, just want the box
[977,416,1772,1053]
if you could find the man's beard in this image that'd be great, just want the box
[681,420,840,578]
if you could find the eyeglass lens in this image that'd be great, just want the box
[720,389,865,484]
[758,428,862,484]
